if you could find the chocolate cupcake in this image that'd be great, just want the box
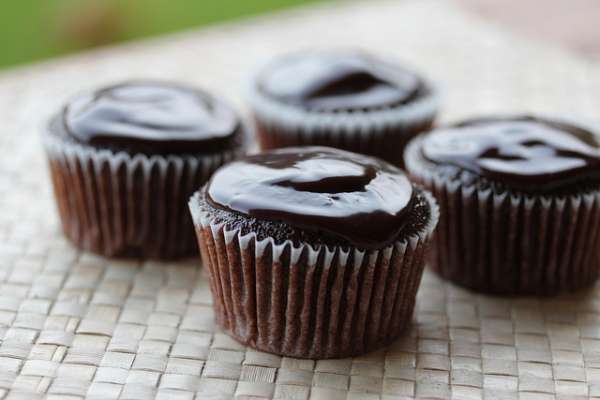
[405,115,600,295]
[189,146,439,358]
[248,50,439,167]
[43,81,245,258]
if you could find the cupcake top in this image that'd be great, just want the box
[421,115,600,193]
[256,51,426,112]
[55,81,243,155]
[204,146,429,249]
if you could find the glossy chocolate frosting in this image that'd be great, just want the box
[422,116,600,192]
[206,146,416,248]
[258,51,424,112]
[59,81,242,155]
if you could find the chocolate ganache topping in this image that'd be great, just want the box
[258,51,424,112]
[60,81,241,155]
[206,147,416,248]
[422,116,600,192]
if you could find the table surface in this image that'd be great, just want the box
[1,0,600,399]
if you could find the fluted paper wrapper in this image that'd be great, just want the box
[405,139,600,295]
[44,134,239,259]
[247,82,439,167]
[189,191,439,359]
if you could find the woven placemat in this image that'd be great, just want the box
[1,0,600,398]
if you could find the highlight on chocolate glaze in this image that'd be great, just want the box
[257,50,425,111]
[421,115,600,191]
[60,80,242,154]
[205,146,415,248]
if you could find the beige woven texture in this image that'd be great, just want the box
[1,0,600,398]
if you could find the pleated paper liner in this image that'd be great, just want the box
[405,138,600,295]
[43,133,241,259]
[189,191,439,359]
[247,79,439,167]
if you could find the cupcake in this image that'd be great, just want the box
[189,146,439,358]
[43,81,245,259]
[247,50,439,167]
[405,115,600,295]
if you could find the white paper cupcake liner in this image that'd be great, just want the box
[188,190,439,359]
[43,132,241,259]
[405,137,600,295]
[247,79,440,167]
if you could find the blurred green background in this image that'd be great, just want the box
[2,0,324,69]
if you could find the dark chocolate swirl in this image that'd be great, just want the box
[206,146,415,248]
[422,115,600,192]
[258,51,424,112]
[61,81,242,155]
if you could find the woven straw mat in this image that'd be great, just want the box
[1,0,600,398]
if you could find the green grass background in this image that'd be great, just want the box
[1,0,324,69]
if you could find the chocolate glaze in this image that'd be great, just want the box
[206,146,416,249]
[60,81,242,155]
[422,115,600,192]
[258,51,424,111]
